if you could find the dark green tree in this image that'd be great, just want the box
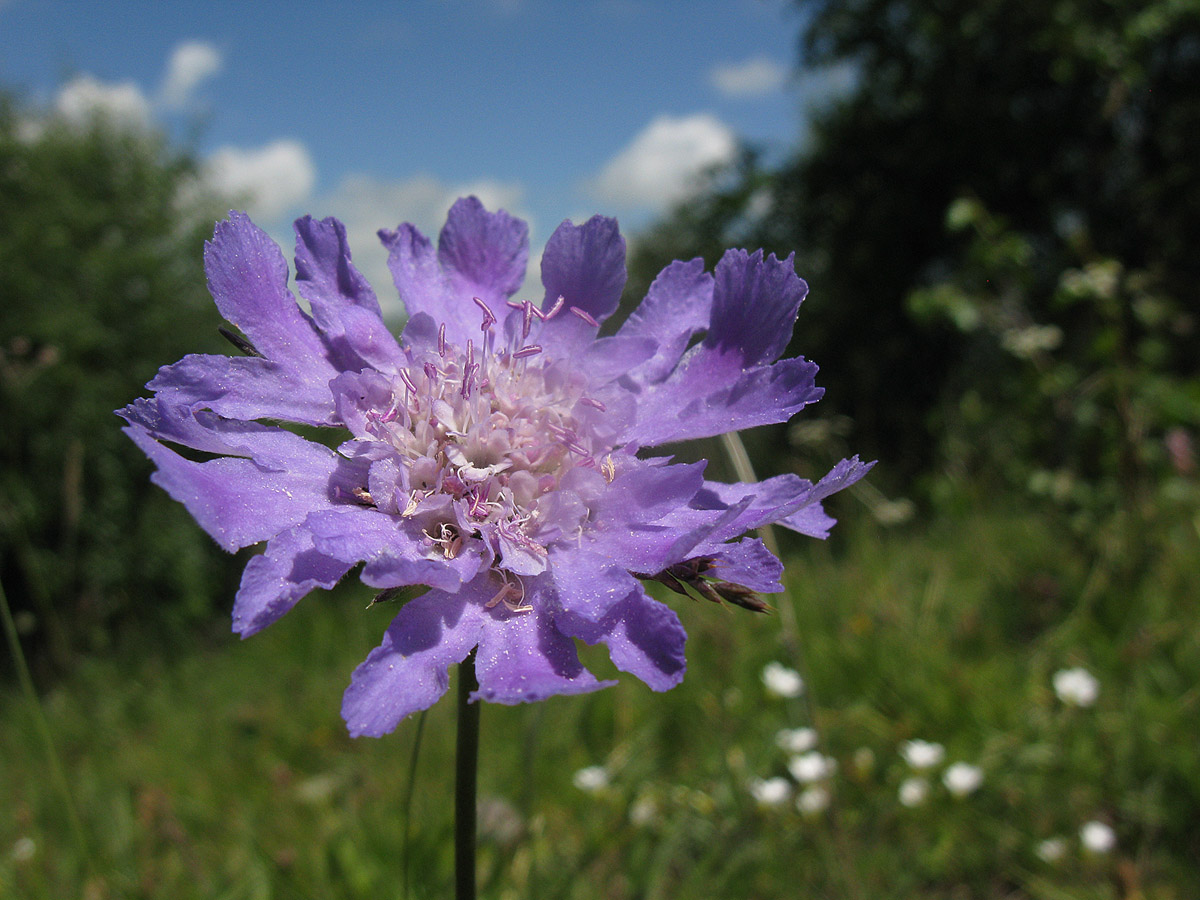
[0,92,237,667]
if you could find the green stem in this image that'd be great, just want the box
[455,649,480,900]
[0,577,93,876]
[401,708,428,900]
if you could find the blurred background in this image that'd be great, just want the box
[1,1,1197,898]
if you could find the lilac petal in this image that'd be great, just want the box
[623,354,823,447]
[690,456,876,550]
[305,506,485,592]
[538,215,626,352]
[549,546,643,622]
[294,215,403,373]
[438,196,529,308]
[118,400,360,551]
[559,586,687,692]
[342,583,491,737]
[205,212,337,376]
[233,521,355,637]
[618,258,714,382]
[381,198,528,348]
[472,598,612,704]
[575,335,658,383]
[706,538,784,592]
[704,249,808,366]
[149,354,336,426]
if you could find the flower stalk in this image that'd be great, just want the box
[455,649,480,900]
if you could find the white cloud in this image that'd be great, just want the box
[54,74,152,130]
[589,113,737,213]
[709,56,788,98]
[204,139,317,221]
[312,173,531,317]
[159,40,223,109]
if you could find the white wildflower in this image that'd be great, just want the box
[761,662,805,698]
[1036,837,1067,863]
[788,751,836,784]
[749,776,792,808]
[797,785,831,815]
[1053,667,1099,707]
[1080,820,1116,854]
[898,777,929,808]
[943,762,984,796]
[901,739,945,770]
[775,727,818,754]
[572,765,610,793]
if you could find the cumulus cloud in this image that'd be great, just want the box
[159,40,223,109]
[54,74,153,130]
[204,139,317,221]
[709,56,789,98]
[589,113,737,213]
[312,173,531,317]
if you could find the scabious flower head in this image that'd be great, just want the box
[118,197,871,736]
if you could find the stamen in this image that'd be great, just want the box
[544,295,565,319]
[570,306,599,327]
[472,296,496,331]
[564,439,590,456]
[399,369,417,394]
[580,397,606,411]
[424,362,439,381]
[438,323,446,357]
[513,344,542,359]
[521,300,535,339]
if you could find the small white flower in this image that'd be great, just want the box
[898,777,929,808]
[1053,667,1099,707]
[775,727,818,754]
[749,776,793,807]
[10,837,35,863]
[761,662,805,698]
[797,785,831,815]
[572,765,610,793]
[1080,820,1116,854]
[629,795,660,826]
[1036,837,1067,863]
[901,739,945,770]
[788,751,836,784]
[943,762,983,796]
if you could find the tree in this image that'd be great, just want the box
[0,92,237,667]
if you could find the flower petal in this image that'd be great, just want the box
[205,212,338,376]
[618,258,714,382]
[148,354,336,425]
[232,520,355,637]
[472,597,612,704]
[704,249,808,367]
[537,214,626,352]
[559,585,687,692]
[293,215,403,373]
[342,583,490,737]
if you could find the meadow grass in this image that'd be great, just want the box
[1,502,1196,899]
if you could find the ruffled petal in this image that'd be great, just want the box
[704,249,808,367]
[148,354,336,425]
[472,595,612,704]
[558,585,687,692]
[293,215,403,373]
[232,520,355,637]
[623,354,823,447]
[381,197,527,348]
[342,583,490,737]
[205,212,338,377]
[705,538,785,592]
[618,258,714,383]
[537,215,626,353]
[118,399,363,551]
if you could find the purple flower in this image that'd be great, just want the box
[118,197,872,737]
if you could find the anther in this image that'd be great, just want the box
[544,295,565,319]
[438,323,446,357]
[513,344,542,359]
[472,297,496,331]
[521,300,535,339]
[580,397,606,411]
[399,369,417,394]
[570,306,599,327]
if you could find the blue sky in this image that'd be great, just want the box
[1,0,837,307]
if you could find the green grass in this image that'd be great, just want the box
[1,502,1197,899]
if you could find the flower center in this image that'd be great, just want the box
[352,297,611,596]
